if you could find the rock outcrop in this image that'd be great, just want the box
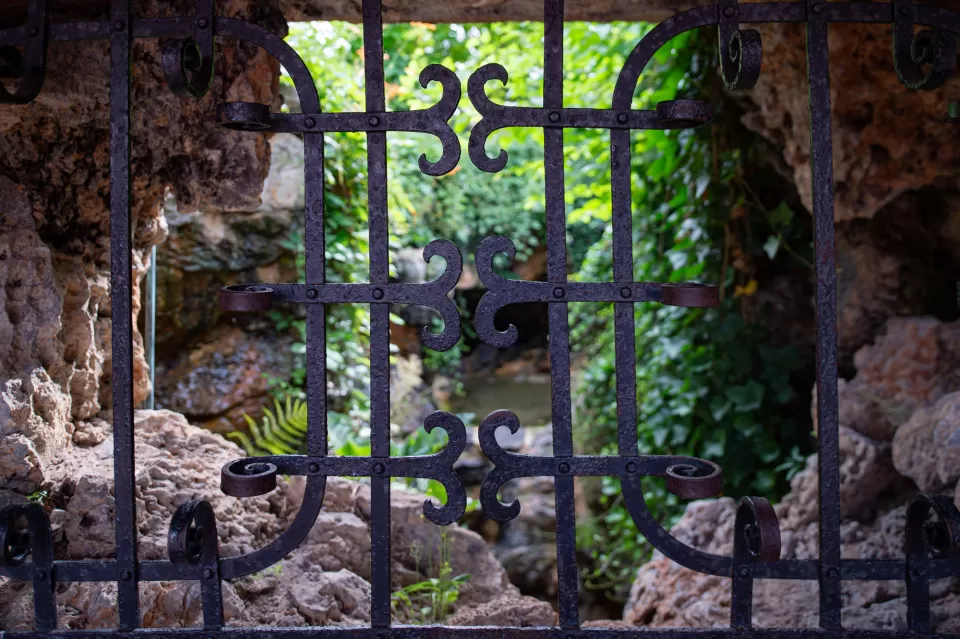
[624,315,960,631]
[0,0,285,496]
[0,409,555,629]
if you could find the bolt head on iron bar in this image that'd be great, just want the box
[220,284,273,312]
[216,102,272,131]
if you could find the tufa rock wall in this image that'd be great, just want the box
[0,0,285,495]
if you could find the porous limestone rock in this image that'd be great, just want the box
[742,22,960,223]
[893,391,960,493]
[0,410,536,629]
[816,316,960,442]
[0,0,286,497]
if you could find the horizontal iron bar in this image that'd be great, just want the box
[3,627,960,638]
[0,543,955,584]
[1,4,958,49]
[221,283,449,306]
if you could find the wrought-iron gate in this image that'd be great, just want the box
[3,0,960,636]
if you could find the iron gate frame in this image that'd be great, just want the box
[2,0,960,636]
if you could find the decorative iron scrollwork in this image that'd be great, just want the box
[168,501,224,629]
[717,0,762,91]
[161,0,215,98]
[4,0,960,635]
[220,239,462,351]
[219,412,467,525]
[0,0,47,105]
[477,409,723,522]
[905,493,960,631]
[893,0,958,92]
[730,497,781,628]
[217,65,461,175]
[473,235,719,348]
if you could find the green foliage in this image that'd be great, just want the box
[230,396,308,456]
[391,530,470,624]
[567,33,811,600]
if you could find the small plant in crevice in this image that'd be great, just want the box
[391,530,470,625]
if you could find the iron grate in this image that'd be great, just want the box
[2,0,960,636]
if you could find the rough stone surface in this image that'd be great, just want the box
[446,593,557,627]
[0,410,534,629]
[893,391,960,493]
[0,0,286,496]
[742,21,960,223]
[815,316,960,442]
[154,326,296,435]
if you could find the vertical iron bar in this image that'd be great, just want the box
[109,0,139,629]
[804,0,842,630]
[304,136,327,458]
[543,0,579,629]
[610,132,636,457]
[363,0,391,628]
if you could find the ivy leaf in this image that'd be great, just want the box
[726,381,765,413]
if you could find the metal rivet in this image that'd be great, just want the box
[203,568,214,579]
[553,287,565,299]
[196,17,209,29]
[826,567,839,579]
[29,26,39,37]
[549,111,561,123]
[373,463,385,475]
[113,20,126,31]
[626,461,637,473]
[305,117,316,128]
[737,565,750,578]
[308,462,320,474]
[899,7,910,16]
[913,566,927,577]
[617,112,628,124]
[120,570,132,581]
[620,287,632,299]
[372,288,385,300]
[723,6,736,17]
[812,2,824,14]
[306,288,318,300]
[369,115,380,127]
[558,462,570,474]
[35,570,46,581]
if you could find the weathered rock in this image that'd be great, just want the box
[154,326,296,436]
[446,593,557,627]
[155,134,304,355]
[893,391,960,492]
[287,570,372,625]
[0,0,286,497]
[0,410,523,628]
[816,316,960,441]
[742,22,960,223]
[0,577,245,631]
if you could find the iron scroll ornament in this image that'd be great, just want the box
[1,0,960,636]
